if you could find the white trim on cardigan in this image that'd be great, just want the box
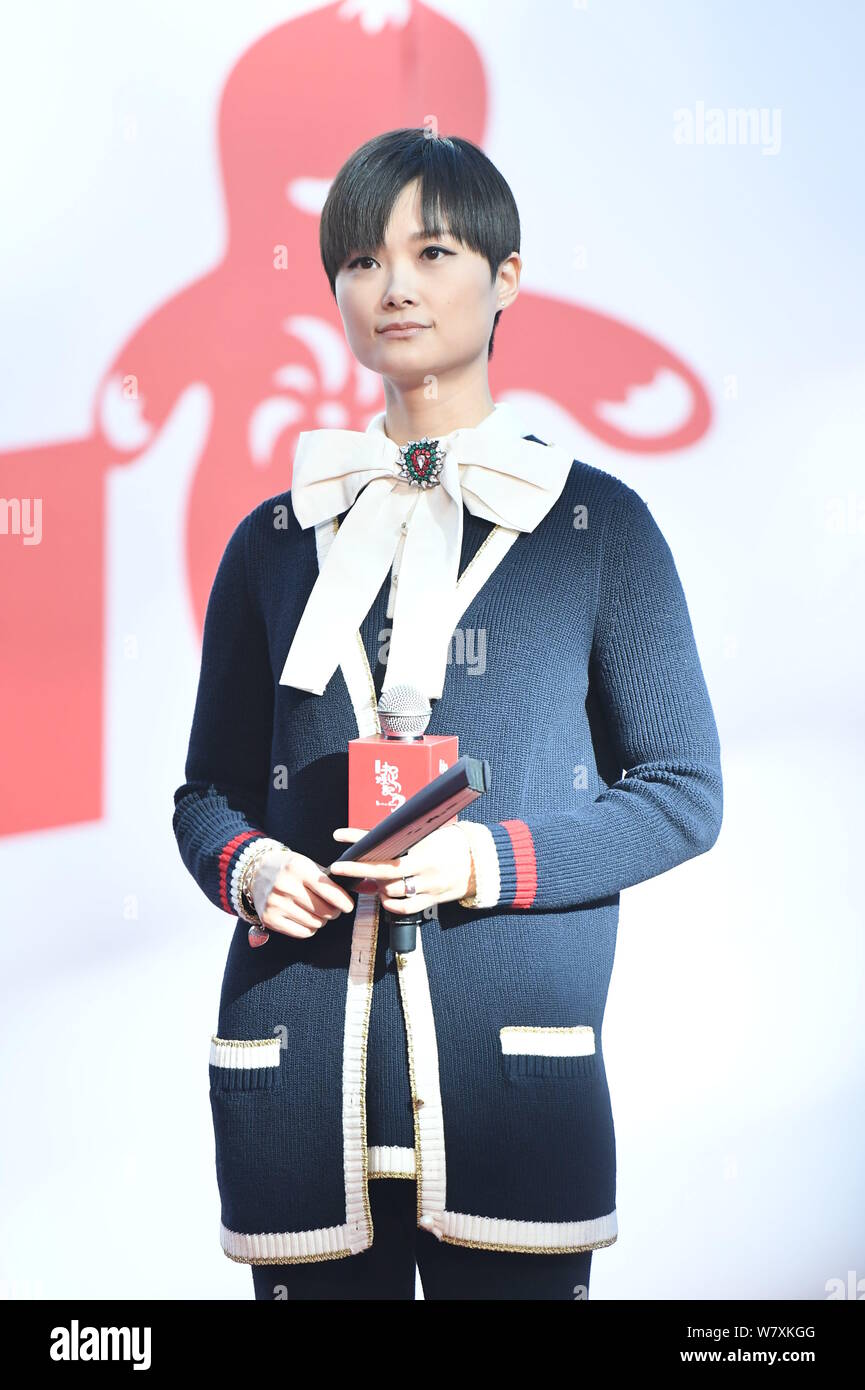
[209,1036,282,1070]
[394,929,448,1233]
[220,1219,355,1263]
[448,523,521,629]
[368,1145,416,1177]
[499,1025,596,1057]
[437,1208,617,1253]
[219,1204,617,1260]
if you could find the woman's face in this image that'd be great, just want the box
[334,178,519,387]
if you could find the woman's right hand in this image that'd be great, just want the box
[251,845,357,939]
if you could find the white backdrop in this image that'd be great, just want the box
[1,0,863,1300]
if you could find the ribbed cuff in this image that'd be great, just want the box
[487,820,538,909]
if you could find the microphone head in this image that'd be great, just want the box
[378,684,431,739]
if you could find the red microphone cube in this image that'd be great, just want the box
[348,734,459,831]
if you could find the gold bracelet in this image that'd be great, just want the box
[239,849,261,911]
[239,878,258,923]
[242,841,286,921]
[458,842,479,909]
[237,840,284,925]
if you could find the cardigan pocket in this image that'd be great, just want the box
[209,1035,283,1093]
[498,1025,598,1089]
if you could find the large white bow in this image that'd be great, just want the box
[279,404,573,700]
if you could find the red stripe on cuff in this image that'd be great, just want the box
[500,819,538,908]
[218,831,263,913]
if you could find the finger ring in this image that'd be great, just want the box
[403,876,417,897]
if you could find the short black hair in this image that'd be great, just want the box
[319,128,520,359]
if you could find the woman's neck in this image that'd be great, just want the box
[379,383,496,447]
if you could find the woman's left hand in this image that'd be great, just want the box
[329,823,473,914]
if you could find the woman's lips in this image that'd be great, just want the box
[378,325,429,339]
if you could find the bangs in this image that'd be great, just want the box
[319,129,520,291]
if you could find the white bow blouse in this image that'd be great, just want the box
[279,401,573,701]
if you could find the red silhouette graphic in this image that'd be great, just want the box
[0,0,711,838]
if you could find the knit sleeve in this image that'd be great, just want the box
[455,485,723,912]
[172,510,283,918]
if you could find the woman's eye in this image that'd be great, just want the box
[345,246,453,270]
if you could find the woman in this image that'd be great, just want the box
[173,128,723,1301]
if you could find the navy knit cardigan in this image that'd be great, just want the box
[173,438,723,1265]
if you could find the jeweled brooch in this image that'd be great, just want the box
[396,437,445,488]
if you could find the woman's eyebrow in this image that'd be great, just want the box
[407,228,453,241]
[345,229,454,258]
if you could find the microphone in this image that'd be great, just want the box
[346,683,459,954]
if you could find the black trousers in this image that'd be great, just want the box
[250,1178,593,1300]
